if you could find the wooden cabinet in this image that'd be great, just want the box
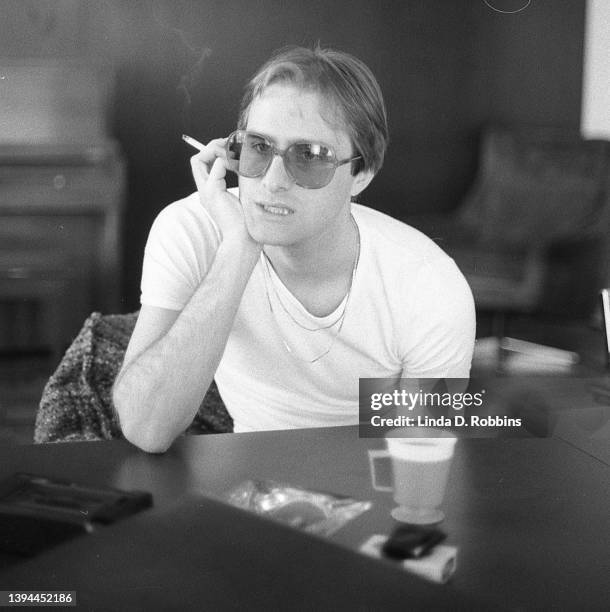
[0,142,125,359]
[0,56,124,361]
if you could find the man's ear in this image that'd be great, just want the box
[350,168,375,198]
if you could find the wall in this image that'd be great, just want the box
[581,0,610,138]
[0,1,587,311]
[468,0,585,128]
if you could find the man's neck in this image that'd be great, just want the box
[263,209,357,285]
[262,208,359,317]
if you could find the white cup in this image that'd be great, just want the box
[368,427,457,524]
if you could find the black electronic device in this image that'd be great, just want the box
[382,524,446,560]
[0,473,152,556]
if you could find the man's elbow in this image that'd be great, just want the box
[121,421,174,454]
[112,383,173,454]
[124,427,173,454]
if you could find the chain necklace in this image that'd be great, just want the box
[262,254,347,331]
[261,214,360,363]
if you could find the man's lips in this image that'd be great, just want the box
[255,201,295,216]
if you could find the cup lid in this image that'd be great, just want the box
[386,428,457,461]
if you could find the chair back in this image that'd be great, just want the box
[34,312,232,443]
[458,126,610,248]
[455,126,610,317]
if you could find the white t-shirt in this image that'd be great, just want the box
[141,191,475,432]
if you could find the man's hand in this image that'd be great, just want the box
[189,138,253,244]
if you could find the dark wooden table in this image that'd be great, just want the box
[0,423,608,611]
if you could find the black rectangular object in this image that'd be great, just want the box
[0,473,152,556]
[382,525,447,560]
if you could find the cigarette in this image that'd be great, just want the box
[182,134,205,151]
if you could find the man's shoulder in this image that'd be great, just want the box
[353,202,472,303]
[155,191,206,224]
[352,203,451,264]
[152,192,219,241]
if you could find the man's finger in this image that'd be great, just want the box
[200,141,227,165]
[207,137,228,151]
[190,154,210,192]
[206,156,228,193]
[189,140,225,167]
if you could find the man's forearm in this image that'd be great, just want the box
[113,237,261,452]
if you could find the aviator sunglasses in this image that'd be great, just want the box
[225,130,362,189]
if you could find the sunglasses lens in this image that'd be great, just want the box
[225,132,243,173]
[227,132,273,178]
[286,143,336,188]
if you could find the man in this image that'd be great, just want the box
[113,46,475,452]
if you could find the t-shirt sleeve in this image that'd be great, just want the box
[399,255,475,379]
[140,195,221,311]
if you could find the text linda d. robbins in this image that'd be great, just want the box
[369,414,522,428]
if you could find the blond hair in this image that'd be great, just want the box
[238,45,389,175]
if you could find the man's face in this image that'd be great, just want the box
[238,84,365,249]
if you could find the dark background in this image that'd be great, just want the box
[1,0,586,312]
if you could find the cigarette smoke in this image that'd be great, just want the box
[152,2,212,132]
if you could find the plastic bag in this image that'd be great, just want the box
[226,479,371,537]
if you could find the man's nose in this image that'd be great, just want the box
[262,154,293,191]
